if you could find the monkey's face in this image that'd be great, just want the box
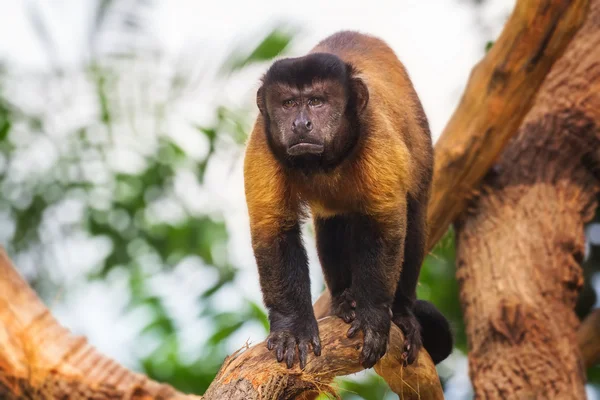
[261,80,349,163]
[257,53,369,170]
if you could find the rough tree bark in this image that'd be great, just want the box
[0,0,591,399]
[455,0,600,397]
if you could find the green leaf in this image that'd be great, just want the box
[207,320,245,346]
[225,27,297,72]
[0,119,10,141]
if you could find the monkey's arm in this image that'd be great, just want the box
[244,135,320,370]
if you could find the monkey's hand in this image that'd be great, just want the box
[266,312,321,369]
[330,288,357,323]
[392,309,423,366]
[347,303,391,368]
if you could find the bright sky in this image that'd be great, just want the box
[0,1,524,398]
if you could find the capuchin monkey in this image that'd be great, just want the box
[243,30,453,370]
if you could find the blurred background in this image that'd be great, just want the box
[1,0,600,399]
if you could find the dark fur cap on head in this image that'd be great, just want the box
[262,52,354,88]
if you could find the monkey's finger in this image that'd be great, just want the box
[347,321,361,338]
[351,300,357,308]
[311,336,321,356]
[276,344,284,362]
[267,338,274,350]
[285,342,296,369]
[298,342,309,369]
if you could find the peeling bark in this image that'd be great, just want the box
[455,0,600,397]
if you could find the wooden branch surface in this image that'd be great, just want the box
[203,317,442,400]
[0,0,590,399]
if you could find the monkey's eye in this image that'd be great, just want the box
[308,97,324,107]
[282,99,295,109]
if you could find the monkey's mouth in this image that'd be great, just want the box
[287,143,324,156]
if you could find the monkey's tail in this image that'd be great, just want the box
[413,299,453,364]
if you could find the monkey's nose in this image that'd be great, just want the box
[293,119,313,133]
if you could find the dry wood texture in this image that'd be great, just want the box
[0,0,590,398]
[455,0,600,397]
[203,318,442,400]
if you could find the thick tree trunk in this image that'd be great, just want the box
[455,0,600,397]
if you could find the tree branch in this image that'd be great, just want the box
[203,317,442,400]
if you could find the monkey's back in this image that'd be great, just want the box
[310,31,433,199]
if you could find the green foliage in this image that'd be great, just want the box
[224,25,299,72]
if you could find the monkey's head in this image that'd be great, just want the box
[257,53,369,171]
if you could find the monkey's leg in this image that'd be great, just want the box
[392,193,426,365]
[314,216,355,323]
[345,213,406,369]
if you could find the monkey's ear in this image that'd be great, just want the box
[256,85,266,115]
[350,78,369,114]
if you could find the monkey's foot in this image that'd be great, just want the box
[330,289,357,323]
[347,304,391,368]
[392,312,422,366]
[266,318,321,369]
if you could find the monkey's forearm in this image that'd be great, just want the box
[252,223,321,368]
[253,223,315,325]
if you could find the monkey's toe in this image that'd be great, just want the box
[392,312,423,366]
[331,289,357,323]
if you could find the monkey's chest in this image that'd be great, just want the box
[296,183,364,218]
